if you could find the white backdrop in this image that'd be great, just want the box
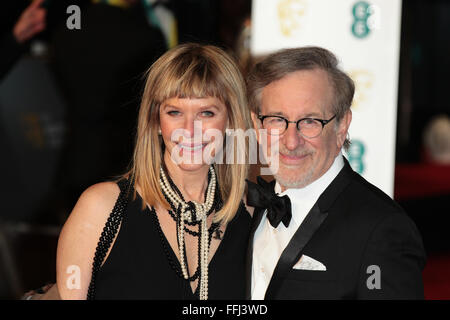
[251,0,402,197]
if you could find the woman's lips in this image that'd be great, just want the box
[177,142,209,152]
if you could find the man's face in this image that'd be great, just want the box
[253,69,351,190]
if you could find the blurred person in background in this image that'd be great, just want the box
[422,114,450,165]
[49,0,166,222]
[0,0,47,81]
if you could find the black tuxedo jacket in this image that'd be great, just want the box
[246,158,426,299]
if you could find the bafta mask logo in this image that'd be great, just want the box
[349,70,374,109]
[277,0,307,37]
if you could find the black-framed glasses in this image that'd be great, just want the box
[258,114,336,138]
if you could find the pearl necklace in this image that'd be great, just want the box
[159,166,216,300]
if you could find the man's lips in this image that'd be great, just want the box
[279,152,309,164]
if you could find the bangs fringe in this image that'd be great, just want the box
[150,52,228,104]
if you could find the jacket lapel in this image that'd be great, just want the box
[264,157,355,299]
[245,206,265,299]
[264,203,328,299]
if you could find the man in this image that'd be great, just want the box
[246,46,426,299]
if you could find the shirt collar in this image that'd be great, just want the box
[274,152,344,226]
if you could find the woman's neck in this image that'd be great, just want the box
[163,153,210,203]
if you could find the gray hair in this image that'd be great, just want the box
[247,46,354,150]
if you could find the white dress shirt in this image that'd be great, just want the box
[251,153,345,300]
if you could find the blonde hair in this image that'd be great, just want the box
[125,43,252,223]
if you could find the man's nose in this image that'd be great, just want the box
[281,123,305,150]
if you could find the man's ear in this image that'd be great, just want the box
[336,110,352,149]
[251,111,261,144]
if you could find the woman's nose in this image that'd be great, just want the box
[183,117,203,140]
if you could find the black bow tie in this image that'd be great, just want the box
[246,177,292,228]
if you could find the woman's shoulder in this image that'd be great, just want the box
[80,181,121,207]
[63,181,123,234]
[59,181,124,245]
[56,181,123,299]
[67,181,118,214]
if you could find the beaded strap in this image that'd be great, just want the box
[86,179,131,300]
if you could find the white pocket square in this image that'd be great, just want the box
[292,255,326,271]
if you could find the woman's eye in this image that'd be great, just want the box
[201,111,215,117]
[167,110,181,116]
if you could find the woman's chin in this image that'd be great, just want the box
[175,162,211,172]
[165,144,216,172]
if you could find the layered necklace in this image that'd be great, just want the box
[157,165,221,300]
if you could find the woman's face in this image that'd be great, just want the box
[159,97,229,172]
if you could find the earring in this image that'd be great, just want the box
[158,128,162,135]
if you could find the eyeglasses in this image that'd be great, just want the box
[258,114,336,138]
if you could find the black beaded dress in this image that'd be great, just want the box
[92,180,251,300]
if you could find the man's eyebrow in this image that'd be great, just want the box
[263,111,286,116]
[301,112,323,118]
[262,111,324,118]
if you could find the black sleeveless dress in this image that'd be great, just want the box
[93,182,251,300]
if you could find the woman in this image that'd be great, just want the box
[56,43,253,299]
